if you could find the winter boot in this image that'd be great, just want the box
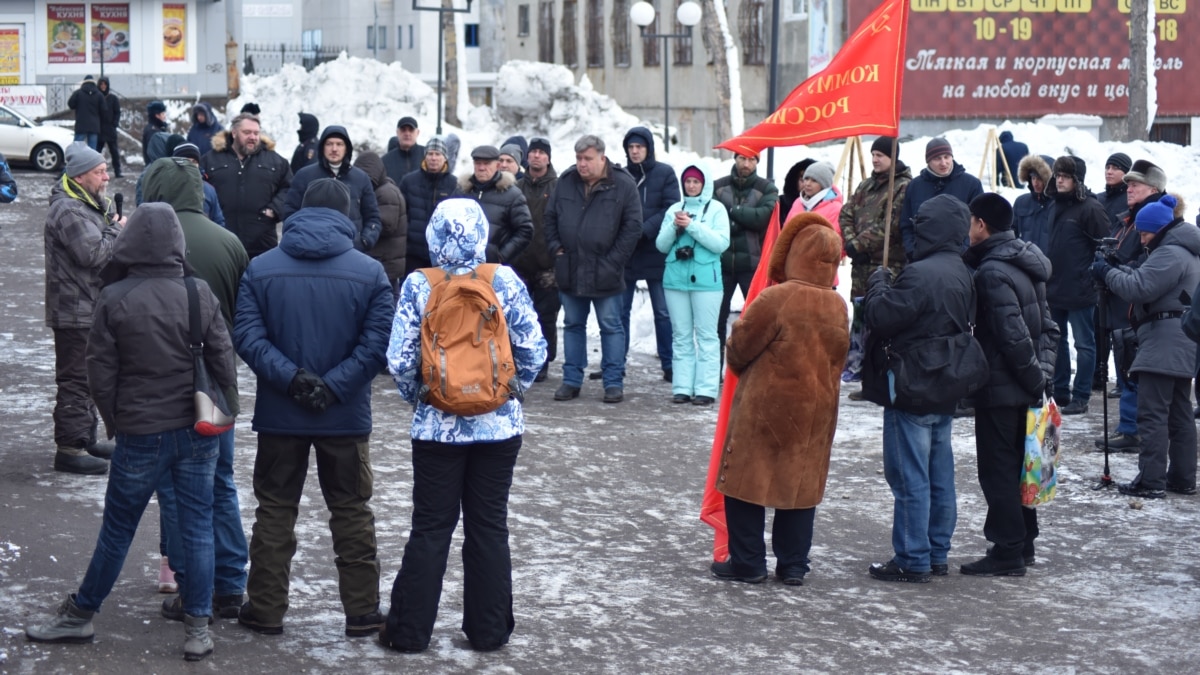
[158,556,177,593]
[25,594,95,644]
[183,614,214,661]
[53,446,108,475]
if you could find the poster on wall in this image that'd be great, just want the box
[47,4,86,65]
[0,29,20,85]
[807,0,832,74]
[91,4,130,64]
[162,3,186,62]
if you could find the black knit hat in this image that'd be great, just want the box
[528,136,552,159]
[871,136,898,159]
[925,137,952,162]
[1105,153,1132,174]
[301,177,352,216]
[969,193,1014,232]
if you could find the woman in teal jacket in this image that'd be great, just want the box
[656,165,730,405]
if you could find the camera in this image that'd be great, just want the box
[1096,237,1120,265]
[675,246,694,261]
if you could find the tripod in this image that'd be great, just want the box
[1092,282,1115,490]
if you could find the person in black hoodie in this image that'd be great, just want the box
[68,75,104,150]
[862,194,975,583]
[282,126,381,252]
[95,77,122,177]
[291,113,320,174]
[961,193,1058,577]
[1043,155,1109,415]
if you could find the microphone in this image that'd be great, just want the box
[114,193,124,219]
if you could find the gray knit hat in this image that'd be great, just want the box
[499,143,523,165]
[65,142,105,178]
[803,161,835,190]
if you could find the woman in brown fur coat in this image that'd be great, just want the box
[712,213,849,585]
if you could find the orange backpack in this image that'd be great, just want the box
[418,264,520,415]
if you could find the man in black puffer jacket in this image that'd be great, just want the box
[399,136,457,276]
[201,114,292,258]
[1044,155,1109,415]
[961,194,1059,577]
[283,126,381,252]
[454,144,532,264]
[68,75,104,149]
[861,194,975,583]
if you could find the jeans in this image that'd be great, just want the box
[73,132,100,150]
[560,291,625,389]
[75,427,217,618]
[1052,307,1096,405]
[52,328,97,448]
[723,495,815,579]
[245,434,379,623]
[1116,362,1139,436]
[881,408,957,572]
[622,277,672,372]
[159,429,248,598]
[664,289,722,398]
[385,436,521,651]
[974,406,1039,560]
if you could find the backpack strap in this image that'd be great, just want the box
[184,276,202,353]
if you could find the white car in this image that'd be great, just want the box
[0,104,75,171]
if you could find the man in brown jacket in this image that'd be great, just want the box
[43,143,125,474]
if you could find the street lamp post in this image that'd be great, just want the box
[412,0,474,135]
[630,1,702,152]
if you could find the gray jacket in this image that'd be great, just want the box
[43,178,120,328]
[1103,217,1200,378]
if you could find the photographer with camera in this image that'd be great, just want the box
[1093,194,1200,498]
[655,165,730,406]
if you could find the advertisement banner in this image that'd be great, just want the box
[0,29,20,85]
[848,0,1200,118]
[0,85,49,118]
[808,0,834,74]
[91,4,130,64]
[162,3,186,62]
[47,4,86,65]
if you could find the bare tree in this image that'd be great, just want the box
[1124,0,1149,141]
[443,0,462,128]
[700,0,744,148]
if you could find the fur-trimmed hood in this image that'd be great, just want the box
[1018,154,1051,188]
[769,212,842,286]
[210,129,277,154]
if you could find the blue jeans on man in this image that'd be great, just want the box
[881,408,957,573]
[73,132,100,150]
[1052,307,1096,405]
[75,427,218,618]
[621,276,672,375]
[159,428,248,598]
[560,292,625,389]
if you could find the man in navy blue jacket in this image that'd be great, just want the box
[899,138,983,258]
[233,178,393,639]
[282,126,381,252]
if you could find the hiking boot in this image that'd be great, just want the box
[602,387,624,403]
[25,594,95,644]
[237,602,283,635]
[691,395,715,406]
[1108,386,1122,399]
[588,370,603,380]
[672,394,692,404]
[213,593,244,619]
[183,614,214,662]
[960,555,1026,577]
[553,384,580,401]
[930,563,948,576]
[848,389,865,401]
[86,439,115,459]
[775,569,805,586]
[868,560,931,583]
[662,369,673,382]
[534,363,548,383]
[161,595,213,624]
[1093,431,1140,452]
[1060,400,1089,415]
[53,447,108,475]
[1166,483,1197,496]
[345,609,384,637]
[158,557,177,593]
[709,560,767,584]
[1117,482,1165,499]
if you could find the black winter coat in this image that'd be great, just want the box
[201,131,293,258]
[1044,176,1109,311]
[862,194,975,416]
[898,162,983,257]
[290,112,320,174]
[1101,193,1158,330]
[142,118,168,165]
[622,127,680,280]
[544,161,643,298]
[97,78,120,133]
[354,151,408,281]
[963,231,1059,408]
[398,163,457,269]
[1097,182,1128,233]
[282,126,382,252]
[455,171,533,264]
[513,165,559,279]
[382,143,425,186]
[68,81,104,135]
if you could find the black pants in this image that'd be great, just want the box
[723,495,815,579]
[974,406,1038,560]
[96,130,121,175]
[717,269,755,370]
[385,436,521,651]
[52,327,97,448]
[517,272,561,364]
[1134,373,1197,490]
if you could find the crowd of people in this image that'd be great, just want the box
[19,97,1200,660]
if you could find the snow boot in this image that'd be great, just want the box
[183,613,214,661]
[53,446,108,475]
[25,594,95,644]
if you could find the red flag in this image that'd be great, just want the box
[699,203,783,561]
[715,0,909,157]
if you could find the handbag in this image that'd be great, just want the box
[185,277,235,436]
[886,331,989,409]
[1020,396,1062,508]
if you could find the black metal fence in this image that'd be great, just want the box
[243,43,345,76]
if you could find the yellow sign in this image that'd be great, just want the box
[162,3,186,62]
[0,29,19,84]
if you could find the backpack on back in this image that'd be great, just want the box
[418,263,521,415]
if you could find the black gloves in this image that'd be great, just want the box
[867,266,893,290]
[845,241,871,266]
[288,369,337,413]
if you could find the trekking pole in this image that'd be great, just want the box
[1092,281,1114,490]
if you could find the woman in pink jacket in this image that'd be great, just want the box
[784,161,844,286]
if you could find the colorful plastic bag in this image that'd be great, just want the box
[1021,397,1062,507]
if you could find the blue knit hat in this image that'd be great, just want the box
[1135,195,1178,234]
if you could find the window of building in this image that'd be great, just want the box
[466,23,479,47]
[562,0,579,68]
[367,25,376,50]
[611,0,631,67]
[409,25,414,50]
[378,26,387,50]
[586,0,604,67]
[641,0,659,67]
[538,1,555,62]
[673,3,692,66]
[518,4,530,36]
[740,0,766,65]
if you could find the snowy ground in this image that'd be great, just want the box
[3,162,1200,672]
